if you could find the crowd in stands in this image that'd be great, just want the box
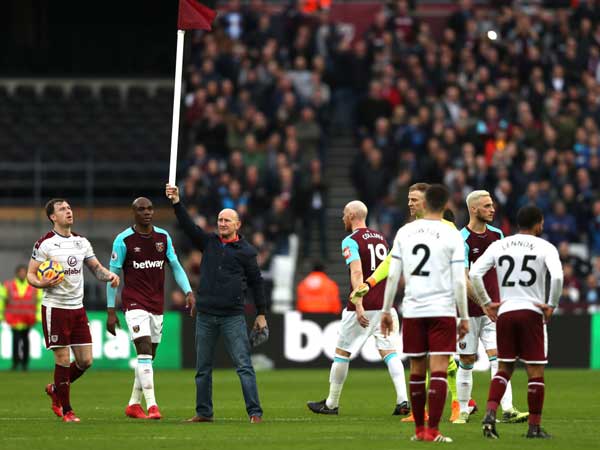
[174,0,600,313]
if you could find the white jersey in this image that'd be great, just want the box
[469,234,563,316]
[32,230,95,309]
[391,219,465,318]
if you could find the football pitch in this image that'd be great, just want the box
[0,368,597,450]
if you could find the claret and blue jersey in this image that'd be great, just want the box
[108,226,191,315]
[341,228,389,311]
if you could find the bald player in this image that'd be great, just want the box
[107,197,194,420]
[351,182,466,422]
[307,200,409,416]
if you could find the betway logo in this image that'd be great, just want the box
[284,312,394,363]
[133,260,164,270]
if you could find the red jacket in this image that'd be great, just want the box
[296,271,341,314]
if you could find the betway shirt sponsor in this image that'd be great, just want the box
[32,230,95,309]
[110,226,176,314]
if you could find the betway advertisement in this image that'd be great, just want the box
[196,312,593,369]
[0,311,182,370]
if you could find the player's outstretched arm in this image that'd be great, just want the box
[85,257,119,287]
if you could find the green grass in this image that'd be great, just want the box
[0,368,597,450]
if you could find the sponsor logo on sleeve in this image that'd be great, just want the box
[343,246,351,260]
[133,325,140,333]
[459,341,467,350]
[111,251,117,261]
[51,335,58,343]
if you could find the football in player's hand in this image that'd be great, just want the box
[37,260,65,282]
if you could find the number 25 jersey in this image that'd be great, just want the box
[391,219,465,318]
[469,233,563,316]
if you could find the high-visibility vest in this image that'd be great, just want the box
[296,271,342,314]
[4,280,37,327]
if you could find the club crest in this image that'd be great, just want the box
[155,242,165,252]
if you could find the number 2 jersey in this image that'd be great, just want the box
[32,230,95,309]
[469,233,563,316]
[342,227,389,311]
[391,219,465,318]
[110,226,191,315]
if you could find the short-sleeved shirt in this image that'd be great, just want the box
[341,227,389,311]
[32,231,95,309]
[470,234,563,316]
[110,226,178,315]
[391,219,465,318]
[461,224,504,316]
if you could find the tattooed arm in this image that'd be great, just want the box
[85,257,120,287]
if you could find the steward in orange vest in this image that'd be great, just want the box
[0,265,42,370]
[296,263,341,314]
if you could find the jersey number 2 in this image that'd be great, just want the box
[411,244,430,276]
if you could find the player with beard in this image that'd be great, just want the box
[307,200,409,416]
[454,191,528,424]
[106,197,194,420]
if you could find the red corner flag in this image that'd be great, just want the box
[178,0,217,30]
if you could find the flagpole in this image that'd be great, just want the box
[168,29,186,186]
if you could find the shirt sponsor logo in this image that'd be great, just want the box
[155,242,165,252]
[133,260,165,270]
[64,267,82,276]
[343,246,351,260]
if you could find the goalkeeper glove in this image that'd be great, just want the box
[349,277,377,304]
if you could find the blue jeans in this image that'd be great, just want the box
[194,313,263,418]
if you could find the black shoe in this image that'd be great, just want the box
[307,399,338,415]
[526,425,552,439]
[482,410,499,439]
[392,401,410,416]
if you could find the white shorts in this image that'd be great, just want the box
[336,308,398,355]
[457,315,496,355]
[125,309,163,344]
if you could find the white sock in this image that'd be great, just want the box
[128,369,143,406]
[136,354,156,408]
[489,357,513,411]
[457,361,473,413]
[384,352,408,404]
[326,355,349,409]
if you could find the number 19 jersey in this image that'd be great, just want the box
[391,219,465,318]
[341,227,388,311]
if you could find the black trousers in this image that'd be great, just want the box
[12,328,31,370]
